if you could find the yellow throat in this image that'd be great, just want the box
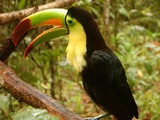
[66,21,87,73]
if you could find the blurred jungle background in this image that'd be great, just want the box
[0,0,160,120]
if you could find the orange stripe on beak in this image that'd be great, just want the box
[39,19,63,26]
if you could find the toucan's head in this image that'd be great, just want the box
[11,7,103,72]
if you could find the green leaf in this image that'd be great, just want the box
[18,0,26,10]
[144,62,153,75]
[118,5,130,18]
[12,107,59,120]
[0,94,10,113]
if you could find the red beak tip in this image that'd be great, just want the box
[24,54,26,59]
[24,51,28,59]
[11,34,18,46]
[13,41,17,46]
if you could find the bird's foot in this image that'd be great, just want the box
[84,113,110,120]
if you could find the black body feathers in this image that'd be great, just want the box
[82,50,138,120]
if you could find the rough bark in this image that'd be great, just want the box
[0,37,16,61]
[0,61,83,120]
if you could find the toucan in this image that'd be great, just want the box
[11,7,138,120]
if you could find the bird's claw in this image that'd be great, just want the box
[84,117,99,120]
[84,113,110,120]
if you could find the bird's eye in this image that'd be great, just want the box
[66,18,75,26]
[68,20,73,24]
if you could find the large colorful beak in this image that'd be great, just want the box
[11,9,69,57]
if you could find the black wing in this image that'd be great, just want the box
[82,50,138,120]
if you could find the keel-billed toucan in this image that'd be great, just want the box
[11,7,138,120]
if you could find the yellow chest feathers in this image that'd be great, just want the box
[66,22,87,73]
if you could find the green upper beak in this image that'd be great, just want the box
[11,8,69,58]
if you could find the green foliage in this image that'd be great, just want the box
[0,0,160,120]
[18,0,26,10]
[0,94,11,120]
[12,107,58,120]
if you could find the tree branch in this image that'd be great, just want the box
[0,37,15,61]
[0,0,79,25]
[102,0,110,46]
[0,61,83,120]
